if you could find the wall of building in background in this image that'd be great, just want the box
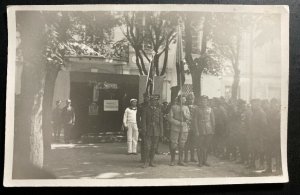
[15,26,282,105]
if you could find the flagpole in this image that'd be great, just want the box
[177,24,183,133]
[145,53,155,95]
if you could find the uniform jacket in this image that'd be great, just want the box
[141,105,164,137]
[213,105,228,135]
[251,107,268,136]
[266,107,280,140]
[168,104,190,133]
[193,106,215,135]
[137,102,148,130]
[123,107,138,127]
[61,106,75,125]
[187,104,196,131]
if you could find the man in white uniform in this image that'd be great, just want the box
[123,99,138,155]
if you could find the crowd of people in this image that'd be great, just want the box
[123,93,282,174]
[51,92,281,174]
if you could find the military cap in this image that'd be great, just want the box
[150,94,160,100]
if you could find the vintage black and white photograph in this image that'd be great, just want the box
[4,4,289,186]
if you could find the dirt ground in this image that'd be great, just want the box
[43,142,282,179]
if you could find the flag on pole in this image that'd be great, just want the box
[176,25,185,92]
[170,25,185,101]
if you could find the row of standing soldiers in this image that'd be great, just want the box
[137,93,216,168]
[209,97,281,173]
[137,93,281,173]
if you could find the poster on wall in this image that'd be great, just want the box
[104,100,119,111]
[89,102,99,115]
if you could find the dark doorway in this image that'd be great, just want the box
[70,72,139,138]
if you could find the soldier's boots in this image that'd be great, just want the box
[178,149,187,166]
[184,150,189,163]
[197,150,203,167]
[203,150,210,166]
[170,149,176,166]
[149,161,156,167]
[149,150,156,167]
[142,162,148,168]
[190,150,197,162]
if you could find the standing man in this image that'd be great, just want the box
[193,96,215,167]
[264,98,281,173]
[141,94,164,168]
[236,99,252,164]
[52,100,62,142]
[123,99,139,155]
[184,93,197,163]
[61,99,76,144]
[211,98,228,158]
[161,101,171,144]
[248,99,268,170]
[168,95,190,166]
[137,93,150,162]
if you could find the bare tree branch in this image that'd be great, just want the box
[141,49,151,63]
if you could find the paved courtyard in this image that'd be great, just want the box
[44,142,280,179]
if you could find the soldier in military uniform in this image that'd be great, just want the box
[137,93,150,163]
[248,99,268,170]
[236,99,252,164]
[168,95,191,166]
[161,100,171,144]
[264,98,281,173]
[141,94,164,168]
[193,96,215,167]
[184,93,197,163]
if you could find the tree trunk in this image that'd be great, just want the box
[191,69,202,104]
[13,11,46,178]
[13,60,46,178]
[231,66,240,100]
[231,35,241,101]
[42,67,60,164]
[134,49,144,75]
[153,54,159,76]
[160,44,169,76]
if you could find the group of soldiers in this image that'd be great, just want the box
[129,93,281,174]
[209,97,282,174]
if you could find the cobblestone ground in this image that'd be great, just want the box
[44,142,281,179]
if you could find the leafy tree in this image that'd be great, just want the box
[121,12,178,76]
[14,11,119,178]
[183,12,222,102]
[212,13,256,100]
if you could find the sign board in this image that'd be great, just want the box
[89,102,99,115]
[104,100,119,111]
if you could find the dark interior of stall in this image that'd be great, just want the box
[69,72,139,139]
